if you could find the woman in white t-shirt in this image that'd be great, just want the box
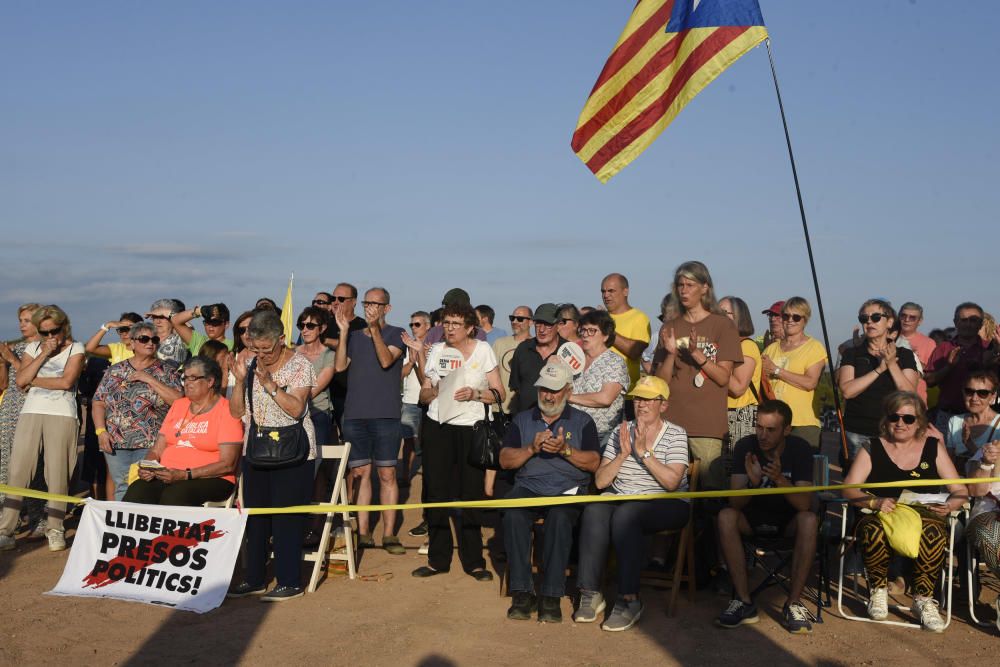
[411,303,504,581]
[0,305,85,552]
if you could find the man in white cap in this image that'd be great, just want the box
[500,358,600,624]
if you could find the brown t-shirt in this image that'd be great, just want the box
[663,312,742,439]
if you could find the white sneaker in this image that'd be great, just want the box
[46,529,66,552]
[0,534,16,551]
[29,522,47,539]
[867,586,889,621]
[418,541,429,555]
[912,597,945,633]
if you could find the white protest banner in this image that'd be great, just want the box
[48,500,246,613]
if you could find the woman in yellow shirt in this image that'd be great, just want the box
[84,312,143,364]
[761,297,828,448]
[720,297,762,462]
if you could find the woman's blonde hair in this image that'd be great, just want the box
[31,305,72,340]
[782,296,812,322]
[878,391,928,440]
[670,260,719,314]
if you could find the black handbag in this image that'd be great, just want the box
[468,389,506,470]
[245,358,310,469]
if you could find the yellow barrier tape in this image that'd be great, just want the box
[3,477,996,516]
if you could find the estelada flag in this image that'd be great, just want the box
[572,0,768,183]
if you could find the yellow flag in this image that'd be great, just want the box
[281,273,294,347]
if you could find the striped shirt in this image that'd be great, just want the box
[603,419,689,497]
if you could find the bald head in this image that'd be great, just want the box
[601,274,630,314]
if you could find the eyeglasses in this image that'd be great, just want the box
[509,315,530,323]
[558,318,577,326]
[887,413,918,425]
[766,312,782,319]
[409,322,425,328]
[297,322,321,331]
[235,325,248,336]
[633,396,665,403]
[442,320,465,329]
[312,299,331,306]
[182,375,206,383]
[331,296,352,303]
[361,301,387,307]
[39,326,63,337]
[964,387,996,398]
[858,313,888,325]
[132,335,160,345]
[578,327,601,337]
[203,318,225,327]
[958,316,984,325]
[250,340,281,356]
[781,313,805,323]
[899,314,920,321]
[116,326,132,334]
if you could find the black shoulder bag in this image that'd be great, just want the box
[468,389,507,470]
[245,357,310,469]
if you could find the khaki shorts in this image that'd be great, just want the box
[688,437,724,491]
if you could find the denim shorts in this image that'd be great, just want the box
[342,418,402,469]
[401,403,422,439]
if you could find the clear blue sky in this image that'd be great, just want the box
[3,1,998,345]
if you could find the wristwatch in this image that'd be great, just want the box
[562,445,572,458]
[641,451,652,463]
[980,462,996,471]
[268,386,278,398]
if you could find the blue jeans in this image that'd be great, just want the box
[577,498,689,596]
[502,485,581,598]
[343,418,402,469]
[105,449,150,501]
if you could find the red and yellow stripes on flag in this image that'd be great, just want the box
[572,0,767,183]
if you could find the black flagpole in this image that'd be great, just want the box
[764,38,848,460]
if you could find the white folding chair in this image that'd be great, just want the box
[836,504,962,629]
[304,441,355,592]
[203,471,242,509]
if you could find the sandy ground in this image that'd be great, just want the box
[2,481,999,667]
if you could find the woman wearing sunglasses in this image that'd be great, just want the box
[232,310,255,354]
[961,371,1000,628]
[761,297,828,449]
[838,300,919,461]
[842,391,966,631]
[296,306,336,449]
[123,355,242,506]
[92,322,183,500]
[83,312,143,364]
[942,370,999,459]
[145,298,189,366]
[0,305,84,552]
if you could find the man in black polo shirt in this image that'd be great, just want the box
[507,303,566,415]
[501,359,600,623]
[715,399,817,634]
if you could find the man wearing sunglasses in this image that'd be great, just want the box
[492,305,534,416]
[507,304,567,416]
[334,287,407,555]
[926,302,991,432]
[169,303,232,356]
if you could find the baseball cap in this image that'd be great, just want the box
[532,303,559,325]
[442,288,471,307]
[762,300,786,316]
[627,375,670,401]
[534,358,574,391]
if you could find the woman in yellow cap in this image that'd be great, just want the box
[573,375,690,632]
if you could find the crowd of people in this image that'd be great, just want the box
[1,263,999,631]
